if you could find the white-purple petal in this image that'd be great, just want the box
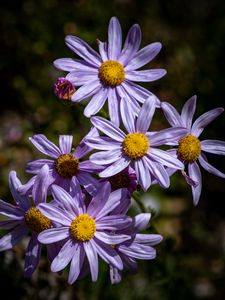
[24,234,41,277]
[134,213,151,231]
[180,95,197,128]
[108,87,120,126]
[99,156,130,177]
[26,159,54,174]
[188,161,202,206]
[90,149,122,165]
[68,244,85,284]
[38,203,72,226]
[198,154,225,179]
[59,135,73,154]
[136,96,156,133]
[149,127,188,146]
[83,240,99,281]
[201,140,225,156]
[38,227,70,244]
[29,134,61,159]
[126,69,166,82]
[108,17,122,60]
[134,159,151,191]
[84,87,108,117]
[161,101,183,127]
[148,148,184,170]
[0,225,28,251]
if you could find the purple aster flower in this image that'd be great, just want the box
[54,16,166,125]
[54,77,75,100]
[37,182,132,284]
[0,165,57,277]
[109,212,162,284]
[161,95,225,205]
[84,97,187,191]
[21,128,100,196]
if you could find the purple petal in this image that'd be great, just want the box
[0,225,28,251]
[65,35,101,67]
[79,160,105,172]
[110,265,122,284]
[149,127,188,146]
[26,159,54,174]
[84,136,121,150]
[125,42,162,71]
[66,70,97,86]
[97,39,108,61]
[53,58,97,72]
[83,240,99,281]
[68,244,85,284]
[92,238,123,270]
[134,213,151,231]
[38,227,70,244]
[95,231,130,245]
[76,172,100,196]
[117,85,141,115]
[188,161,202,206]
[136,97,156,133]
[84,87,108,117]
[119,243,156,260]
[90,149,122,165]
[148,148,184,170]
[38,203,72,226]
[198,154,225,179]
[126,69,166,82]
[191,108,224,137]
[161,102,183,127]
[51,239,76,272]
[135,234,163,245]
[74,127,99,159]
[29,134,61,159]
[72,80,101,102]
[91,116,125,142]
[108,88,120,126]
[96,215,132,231]
[32,164,50,205]
[120,97,136,133]
[201,140,225,155]
[99,156,130,177]
[59,135,73,154]
[108,17,122,60]
[119,24,141,66]
[180,95,197,128]
[0,219,21,230]
[24,234,41,277]
[0,199,24,220]
[134,159,151,191]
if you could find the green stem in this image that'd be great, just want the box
[132,192,147,213]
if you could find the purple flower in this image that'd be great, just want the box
[37,182,132,284]
[0,165,57,277]
[85,97,187,191]
[54,77,75,100]
[54,16,166,125]
[22,129,100,196]
[161,95,225,205]
[109,212,163,284]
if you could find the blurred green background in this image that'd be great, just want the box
[1,0,225,299]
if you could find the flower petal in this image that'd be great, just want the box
[135,233,163,245]
[97,39,108,61]
[148,148,184,170]
[29,134,61,159]
[84,87,108,118]
[32,164,51,205]
[9,171,30,210]
[126,69,166,82]
[108,87,120,126]
[24,234,41,278]
[51,239,76,272]
[0,199,24,220]
[72,80,101,103]
[149,127,188,146]
[84,136,121,150]
[161,102,183,127]
[188,161,202,206]
[201,140,225,156]
[180,95,197,128]
[53,58,97,72]
[120,97,136,133]
[26,159,54,174]
[77,171,100,196]
[136,97,156,133]
[68,244,85,284]
[134,213,151,231]
[83,240,99,281]
[38,227,70,244]
[198,154,225,179]
[59,135,73,154]
[99,156,130,177]
[96,215,132,231]
[0,225,28,251]
[95,231,130,245]
[90,149,122,165]
[108,17,122,60]
[134,159,151,191]
[38,203,72,226]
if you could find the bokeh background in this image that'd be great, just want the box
[1,0,225,299]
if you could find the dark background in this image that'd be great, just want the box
[0,0,225,299]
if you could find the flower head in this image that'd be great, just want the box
[161,95,225,205]
[38,182,132,284]
[85,97,187,191]
[54,16,166,125]
[54,77,75,100]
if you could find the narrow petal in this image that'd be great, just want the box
[191,108,224,137]
[24,234,41,277]
[84,136,121,150]
[134,159,151,191]
[0,225,28,251]
[32,164,50,205]
[77,171,100,196]
[120,97,136,133]
[38,203,72,226]
[91,116,125,141]
[201,140,225,155]
[53,58,97,72]
[72,80,101,103]
[126,69,166,82]
[83,240,99,281]
[51,239,76,272]
[84,87,108,117]
[79,160,105,172]
[161,102,183,127]
[0,199,24,220]
[66,70,97,86]
[90,149,122,165]
[26,159,54,174]
[9,171,30,210]
[95,232,130,245]
[38,227,70,244]
[149,127,188,146]
[65,35,101,66]
[119,243,156,260]
[148,148,184,170]
[108,17,122,60]
[188,161,202,206]
[0,219,21,230]
[198,154,225,179]
[68,244,85,284]
[135,234,163,245]
[108,87,120,126]
[96,215,132,231]
[97,39,108,61]
[59,135,73,154]
[181,95,197,128]
[136,97,156,133]
[99,156,130,177]
[117,85,141,115]
[134,213,151,231]
[29,134,61,159]
[119,24,141,66]
[125,42,162,71]
[110,265,122,284]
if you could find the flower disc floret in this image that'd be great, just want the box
[123,132,149,159]
[55,154,79,178]
[70,214,96,241]
[178,134,201,162]
[54,77,75,100]
[99,60,125,87]
[25,207,52,233]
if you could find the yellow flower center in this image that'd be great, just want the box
[109,171,131,189]
[178,134,201,162]
[24,207,52,233]
[123,132,149,159]
[70,214,96,241]
[55,154,79,178]
[98,60,125,87]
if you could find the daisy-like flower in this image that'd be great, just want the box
[109,212,163,284]
[37,182,132,284]
[161,95,225,205]
[22,129,100,196]
[84,97,187,191]
[0,165,57,277]
[54,16,166,125]
[54,77,75,100]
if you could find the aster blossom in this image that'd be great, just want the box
[54,16,166,125]
[0,165,58,277]
[85,97,187,191]
[161,95,225,205]
[37,182,133,284]
[21,128,100,196]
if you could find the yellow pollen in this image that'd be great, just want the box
[123,132,149,159]
[99,60,125,87]
[70,214,96,241]
[55,154,79,178]
[109,171,130,189]
[178,134,201,162]
[25,207,52,233]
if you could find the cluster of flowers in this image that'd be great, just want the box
[1,17,225,285]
